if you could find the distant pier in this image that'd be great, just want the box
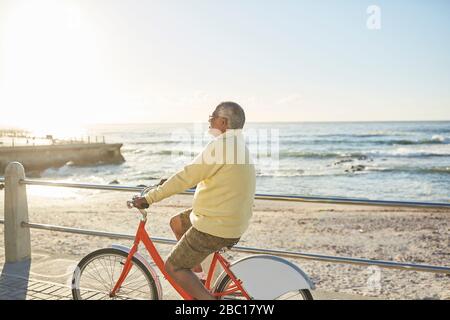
[0,143,125,176]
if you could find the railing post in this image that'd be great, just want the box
[4,162,31,263]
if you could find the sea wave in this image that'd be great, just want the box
[147,149,198,156]
[373,148,450,158]
[367,166,450,175]
[39,162,123,183]
[278,151,366,159]
[300,132,409,138]
[279,136,447,146]
[257,165,450,178]
[387,136,447,145]
[256,171,353,178]
[256,171,305,178]
[128,140,190,145]
[123,134,448,149]
[278,148,450,159]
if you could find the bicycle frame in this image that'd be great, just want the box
[110,218,251,300]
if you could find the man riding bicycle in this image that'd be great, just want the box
[133,102,256,300]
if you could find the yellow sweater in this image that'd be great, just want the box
[144,129,256,238]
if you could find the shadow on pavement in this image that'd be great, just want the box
[0,259,31,300]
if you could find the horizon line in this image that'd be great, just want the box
[1,119,450,130]
[84,119,450,126]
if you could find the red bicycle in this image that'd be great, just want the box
[71,188,314,300]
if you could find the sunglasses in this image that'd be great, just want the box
[208,114,219,123]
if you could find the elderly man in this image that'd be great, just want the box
[133,101,256,300]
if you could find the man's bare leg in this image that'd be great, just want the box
[164,260,216,300]
[170,215,203,273]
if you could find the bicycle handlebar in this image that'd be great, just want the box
[126,182,161,219]
[126,176,168,219]
[127,199,148,220]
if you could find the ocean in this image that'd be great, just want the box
[38,121,450,203]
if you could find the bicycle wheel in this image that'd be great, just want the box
[213,274,314,300]
[72,248,159,300]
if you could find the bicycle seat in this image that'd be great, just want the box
[222,241,239,251]
[219,247,232,253]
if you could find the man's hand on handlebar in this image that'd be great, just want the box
[131,178,166,209]
[132,196,149,209]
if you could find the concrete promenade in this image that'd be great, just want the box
[0,247,376,300]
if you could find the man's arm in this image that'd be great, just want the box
[133,141,222,208]
[143,161,222,205]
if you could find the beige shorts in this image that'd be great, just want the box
[166,208,240,270]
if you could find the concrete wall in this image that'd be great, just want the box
[0,143,125,175]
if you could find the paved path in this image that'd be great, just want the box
[0,274,72,300]
[0,247,376,300]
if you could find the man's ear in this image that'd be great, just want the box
[221,118,228,131]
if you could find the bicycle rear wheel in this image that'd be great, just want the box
[213,275,314,300]
[72,248,159,300]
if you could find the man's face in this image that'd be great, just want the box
[208,111,228,133]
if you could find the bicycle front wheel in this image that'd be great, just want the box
[72,248,159,300]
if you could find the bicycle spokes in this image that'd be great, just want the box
[76,253,154,300]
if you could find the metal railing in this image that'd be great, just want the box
[0,163,449,275]
[9,221,450,274]
[12,178,450,209]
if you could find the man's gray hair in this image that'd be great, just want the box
[215,102,246,129]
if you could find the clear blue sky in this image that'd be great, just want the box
[0,0,449,130]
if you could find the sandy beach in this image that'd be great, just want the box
[0,186,449,300]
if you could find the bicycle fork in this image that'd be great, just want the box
[110,240,140,297]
